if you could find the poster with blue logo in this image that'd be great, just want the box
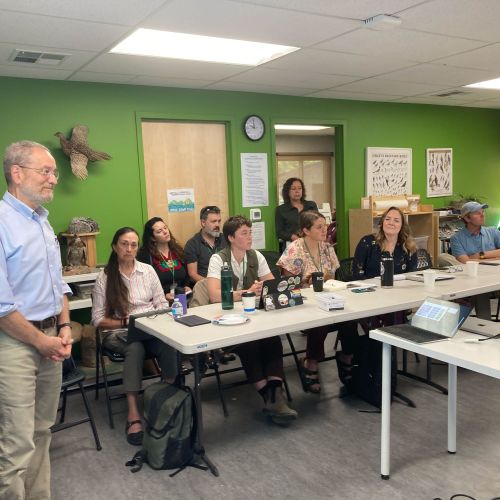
[167,188,195,213]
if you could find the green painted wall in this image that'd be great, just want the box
[1,76,499,263]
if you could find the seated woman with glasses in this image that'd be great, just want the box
[207,215,298,425]
[137,217,192,303]
[277,210,340,394]
[92,227,178,446]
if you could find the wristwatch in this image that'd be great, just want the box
[57,322,72,332]
[479,251,485,259]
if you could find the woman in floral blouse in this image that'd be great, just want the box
[277,210,339,393]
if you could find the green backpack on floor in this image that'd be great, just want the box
[126,382,197,474]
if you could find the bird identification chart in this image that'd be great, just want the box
[365,147,412,196]
[426,148,452,197]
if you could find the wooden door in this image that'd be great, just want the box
[141,121,228,246]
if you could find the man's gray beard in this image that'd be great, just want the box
[204,229,220,238]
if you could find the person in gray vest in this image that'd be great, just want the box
[207,215,298,425]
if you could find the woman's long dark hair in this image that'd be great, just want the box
[281,177,306,204]
[140,217,185,261]
[104,227,139,318]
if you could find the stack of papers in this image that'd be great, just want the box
[315,292,345,311]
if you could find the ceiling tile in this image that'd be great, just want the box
[377,63,500,87]
[207,80,316,96]
[146,0,359,46]
[463,100,500,109]
[0,64,73,79]
[130,75,215,88]
[83,53,248,80]
[265,48,418,78]
[225,67,359,90]
[0,0,168,26]
[399,0,500,43]
[315,28,486,63]
[0,10,130,51]
[332,77,449,96]
[67,71,137,84]
[226,0,424,19]
[435,43,500,72]
[308,89,397,101]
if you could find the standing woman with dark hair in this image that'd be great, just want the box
[137,217,191,303]
[92,227,178,445]
[277,210,339,393]
[275,177,318,250]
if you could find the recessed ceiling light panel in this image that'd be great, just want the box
[465,78,500,90]
[110,28,298,66]
[274,125,330,131]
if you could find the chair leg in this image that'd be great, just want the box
[283,378,292,402]
[211,362,229,417]
[286,333,305,389]
[95,337,100,401]
[59,388,68,424]
[78,381,102,451]
[100,352,115,429]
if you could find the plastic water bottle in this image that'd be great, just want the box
[171,298,184,318]
[174,286,188,315]
[221,261,234,310]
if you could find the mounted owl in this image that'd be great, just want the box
[66,235,87,267]
[55,125,111,180]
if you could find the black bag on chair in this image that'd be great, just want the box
[126,382,198,474]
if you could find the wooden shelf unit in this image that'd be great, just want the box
[348,204,437,264]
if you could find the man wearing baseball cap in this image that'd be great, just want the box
[450,201,500,318]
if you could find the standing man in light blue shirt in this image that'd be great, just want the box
[450,201,500,319]
[0,141,73,500]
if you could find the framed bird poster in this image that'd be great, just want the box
[365,147,412,196]
[426,148,452,197]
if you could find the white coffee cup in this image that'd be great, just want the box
[241,291,256,313]
[422,269,436,287]
[465,261,479,277]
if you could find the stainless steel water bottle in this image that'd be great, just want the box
[380,251,394,288]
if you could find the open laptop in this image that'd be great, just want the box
[127,308,171,343]
[406,273,455,282]
[259,274,303,311]
[461,317,500,338]
[380,297,471,344]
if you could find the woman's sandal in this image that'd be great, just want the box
[125,419,144,446]
[299,358,321,394]
[336,352,354,385]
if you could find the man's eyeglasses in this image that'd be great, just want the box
[18,165,59,180]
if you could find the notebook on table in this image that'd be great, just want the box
[127,308,171,343]
[461,317,500,338]
[380,297,471,344]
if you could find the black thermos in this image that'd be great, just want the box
[380,251,394,288]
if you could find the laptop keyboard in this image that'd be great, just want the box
[382,324,447,343]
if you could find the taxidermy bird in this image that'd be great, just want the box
[66,235,87,267]
[55,125,111,180]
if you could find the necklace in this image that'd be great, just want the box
[303,239,322,272]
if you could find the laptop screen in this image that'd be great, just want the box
[411,297,471,337]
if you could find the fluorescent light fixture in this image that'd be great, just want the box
[110,28,298,66]
[465,78,500,90]
[274,125,330,131]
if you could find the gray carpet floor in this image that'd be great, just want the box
[50,331,500,500]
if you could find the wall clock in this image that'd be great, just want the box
[243,115,265,141]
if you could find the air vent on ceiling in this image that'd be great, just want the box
[9,49,70,65]
[434,90,469,97]
[363,14,402,30]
